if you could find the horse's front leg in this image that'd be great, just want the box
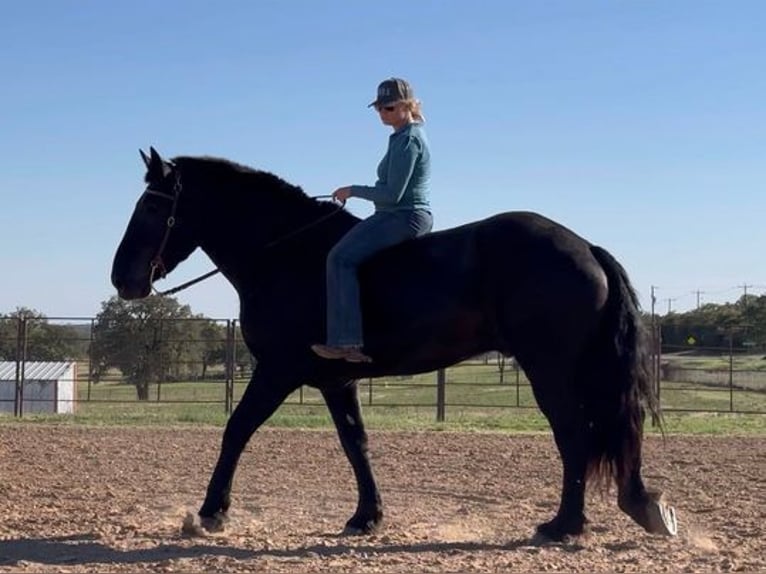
[198,366,293,532]
[321,384,383,534]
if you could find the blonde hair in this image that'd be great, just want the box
[401,98,425,123]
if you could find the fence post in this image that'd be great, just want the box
[728,333,734,412]
[225,320,235,414]
[368,378,373,406]
[156,318,164,402]
[436,368,446,422]
[655,320,662,404]
[14,317,28,417]
[87,318,95,402]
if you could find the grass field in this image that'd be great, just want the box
[662,351,766,370]
[3,361,764,434]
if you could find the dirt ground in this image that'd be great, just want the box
[0,424,763,573]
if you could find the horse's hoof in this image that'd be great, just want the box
[535,515,586,542]
[181,512,206,537]
[343,514,383,536]
[199,511,228,533]
[645,500,678,536]
[535,525,568,543]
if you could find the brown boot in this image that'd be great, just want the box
[342,347,372,363]
[311,344,372,363]
[311,344,349,359]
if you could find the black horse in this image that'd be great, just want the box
[111,147,677,541]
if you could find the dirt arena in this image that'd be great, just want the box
[0,424,763,573]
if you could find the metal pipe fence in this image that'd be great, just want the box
[1,316,764,419]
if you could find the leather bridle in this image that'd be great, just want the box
[143,165,344,297]
[143,168,183,292]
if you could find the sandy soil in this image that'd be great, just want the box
[0,424,763,573]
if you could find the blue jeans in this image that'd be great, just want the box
[325,209,433,347]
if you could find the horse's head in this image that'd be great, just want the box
[111,147,200,299]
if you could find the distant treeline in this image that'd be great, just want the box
[4,292,766,384]
[651,293,766,352]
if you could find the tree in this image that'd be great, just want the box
[0,307,83,361]
[0,315,18,360]
[194,321,256,379]
[198,320,227,379]
[90,296,201,400]
[657,293,766,352]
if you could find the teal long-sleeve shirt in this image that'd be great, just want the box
[350,122,431,212]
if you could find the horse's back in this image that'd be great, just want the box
[365,210,602,293]
[359,211,609,366]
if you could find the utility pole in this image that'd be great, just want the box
[694,289,705,309]
[665,297,676,314]
[739,283,754,309]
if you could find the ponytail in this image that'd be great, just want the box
[404,99,425,123]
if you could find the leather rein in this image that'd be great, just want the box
[144,167,343,297]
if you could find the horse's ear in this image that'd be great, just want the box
[149,146,162,165]
[139,148,151,169]
[147,146,173,177]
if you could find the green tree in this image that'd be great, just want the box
[198,320,227,379]
[234,333,255,376]
[0,315,18,360]
[90,296,200,400]
[192,320,256,379]
[0,308,83,361]
[658,293,766,352]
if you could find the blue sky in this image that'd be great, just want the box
[1,1,764,319]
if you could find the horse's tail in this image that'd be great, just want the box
[581,245,662,488]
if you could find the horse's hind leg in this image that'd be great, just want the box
[321,384,383,534]
[617,455,678,536]
[524,363,590,541]
[198,367,293,531]
[538,419,591,540]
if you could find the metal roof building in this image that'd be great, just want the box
[0,361,77,415]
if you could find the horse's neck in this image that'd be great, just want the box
[194,185,348,293]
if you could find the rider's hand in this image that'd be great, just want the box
[332,187,352,203]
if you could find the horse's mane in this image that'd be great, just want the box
[171,155,328,209]
[166,155,356,243]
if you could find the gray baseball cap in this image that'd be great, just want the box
[368,78,414,108]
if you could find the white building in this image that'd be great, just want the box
[0,361,77,414]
